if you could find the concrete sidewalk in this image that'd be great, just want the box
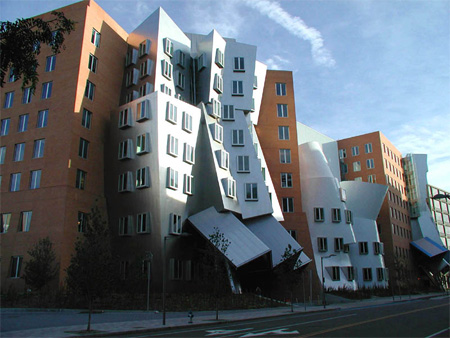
[2,292,447,338]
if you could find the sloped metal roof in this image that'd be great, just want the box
[411,237,449,258]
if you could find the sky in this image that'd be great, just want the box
[1,0,449,191]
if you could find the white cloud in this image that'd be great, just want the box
[241,0,335,67]
[264,55,290,70]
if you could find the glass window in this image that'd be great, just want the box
[222,105,234,121]
[1,213,12,233]
[10,256,23,278]
[22,87,33,104]
[17,114,28,132]
[81,109,92,129]
[136,167,149,188]
[213,74,223,93]
[136,100,150,121]
[167,168,178,190]
[184,174,194,195]
[353,161,361,172]
[277,104,288,117]
[332,208,341,223]
[29,170,41,189]
[282,197,294,213]
[351,146,359,156]
[88,54,98,72]
[41,81,52,99]
[225,178,236,198]
[137,212,150,233]
[215,48,224,68]
[332,267,340,281]
[33,139,45,158]
[245,183,258,201]
[167,135,179,157]
[233,57,245,71]
[345,210,353,224]
[1,118,11,136]
[10,173,21,191]
[184,143,195,164]
[4,91,14,108]
[164,38,174,57]
[136,133,149,155]
[276,83,286,96]
[213,123,223,143]
[359,242,369,255]
[78,138,89,159]
[0,146,6,164]
[339,149,347,159]
[76,169,86,190]
[363,268,372,281]
[365,143,373,153]
[279,149,291,164]
[367,158,375,169]
[232,129,244,146]
[85,81,95,100]
[162,60,173,80]
[118,108,132,128]
[314,207,325,222]
[219,150,229,170]
[232,80,244,96]
[166,102,177,124]
[318,237,328,252]
[91,28,101,47]
[334,238,344,252]
[237,155,250,173]
[13,143,25,162]
[118,172,133,192]
[278,126,289,140]
[19,211,32,232]
[45,55,56,72]
[78,211,87,233]
[182,112,193,132]
[281,173,293,188]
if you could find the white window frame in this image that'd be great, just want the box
[222,105,234,121]
[232,80,244,96]
[351,146,359,156]
[125,48,138,66]
[367,158,375,169]
[318,237,328,252]
[334,238,344,252]
[162,60,173,80]
[245,183,258,201]
[218,150,229,170]
[277,104,288,117]
[281,173,293,188]
[176,50,186,68]
[182,112,193,133]
[118,171,133,192]
[314,207,325,222]
[136,167,150,188]
[164,38,174,57]
[225,178,236,198]
[345,210,353,224]
[183,143,195,164]
[184,174,194,195]
[213,73,223,93]
[232,129,244,146]
[282,197,294,213]
[215,48,224,68]
[167,135,179,157]
[167,168,178,190]
[169,213,182,234]
[339,149,347,159]
[91,28,101,47]
[237,155,250,173]
[332,208,342,223]
[233,57,245,71]
[136,100,150,121]
[139,39,151,57]
[140,59,153,78]
[197,53,206,71]
[353,161,361,172]
[213,123,223,143]
[278,126,290,140]
[136,133,149,155]
[365,143,373,154]
[118,108,132,129]
[359,242,369,255]
[276,82,286,96]
[176,71,186,90]
[209,98,221,119]
[279,149,291,164]
[166,102,177,124]
[137,212,151,233]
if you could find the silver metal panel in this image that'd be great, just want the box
[411,237,448,258]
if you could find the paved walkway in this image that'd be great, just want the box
[2,292,447,337]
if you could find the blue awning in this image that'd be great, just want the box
[411,237,449,258]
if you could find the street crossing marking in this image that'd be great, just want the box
[206,328,253,336]
[241,328,300,337]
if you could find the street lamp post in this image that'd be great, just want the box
[321,254,336,309]
[145,252,153,312]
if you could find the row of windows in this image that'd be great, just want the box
[392,223,412,239]
[2,170,41,192]
[388,190,408,209]
[0,110,48,136]
[327,266,388,282]
[348,175,377,183]
[339,143,373,159]
[386,175,405,195]
[1,139,45,164]
[3,82,53,108]
[390,206,409,224]
[342,159,375,174]
[313,207,353,224]
[385,158,405,183]
[395,246,411,260]
[118,212,151,235]
[1,211,32,233]
[382,143,401,166]
[317,238,383,255]
[120,257,192,281]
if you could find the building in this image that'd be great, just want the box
[427,184,450,250]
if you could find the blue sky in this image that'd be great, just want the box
[2,0,449,191]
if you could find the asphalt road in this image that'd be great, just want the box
[131,296,450,337]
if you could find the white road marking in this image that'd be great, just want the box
[240,328,300,337]
[425,327,450,338]
[206,328,253,336]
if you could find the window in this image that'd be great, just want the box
[139,39,151,57]
[1,118,11,135]
[4,92,14,108]
[288,230,297,241]
[91,28,100,47]
[334,238,344,252]
[29,170,41,189]
[88,54,98,72]
[170,213,182,234]
[332,267,340,281]
[341,163,348,174]
[167,168,178,190]
[318,237,328,252]
[126,48,138,66]
[119,216,133,236]
[281,173,293,188]
[139,82,152,97]
[346,267,355,281]
[22,87,33,104]
[222,105,234,121]
[33,139,45,158]
[197,53,206,71]
[119,108,132,128]
[367,159,375,169]
[81,109,91,129]
[234,57,245,71]
[41,81,52,99]
[219,150,229,170]
[215,48,224,68]
[363,268,372,281]
[0,146,5,164]
[137,100,150,121]
[19,211,32,232]
[175,71,186,90]
[376,268,384,281]
[176,50,186,68]
[76,169,87,190]
[10,256,23,278]
[277,104,288,117]
[232,129,244,146]
[118,139,132,160]
[169,258,183,280]
[166,102,177,124]
[85,80,95,100]
[162,60,173,80]
[78,138,89,159]
[332,208,341,223]
[282,197,294,213]
[182,112,193,133]
[237,155,250,173]
[314,207,325,222]
[359,242,369,255]
[351,146,359,156]
[232,80,244,96]
[253,76,258,89]
[209,99,221,119]
[225,178,236,198]
[276,83,286,96]
[373,242,382,255]
[278,126,289,140]
[1,213,12,233]
[339,149,347,159]
[167,135,179,157]
[136,167,150,188]
[13,143,25,162]
[184,143,195,164]
[10,173,21,191]
[140,59,153,78]
[213,73,223,93]
[184,174,194,195]
[77,211,87,232]
[368,174,376,183]
[8,68,16,82]
[136,133,149,154]
[279,149,291,164]
[353,161,361,172]
[17,114,29,132]
[365,143,373,154]
[137,212,150,233]
[164,38,174,57]
[345,210,353,224]
[118,171,133,192]
[245,183,258,201]
[213,123,223,143]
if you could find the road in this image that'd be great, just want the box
[127,296,449,337]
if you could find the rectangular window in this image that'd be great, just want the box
[282,197,294,213]
[376,268,384,281]
[17,114,28,132]
[33,139,45,158]
[368,174,376,183]
[213,123,223,143]
[167,135,179,157]
[353,161,361,172]
[176,71,186,90]
[232,80,244,96]
[0,146,6,164]
[136,133,149,154]
[4,92,14,108]
[88,54,98,72]
[176,50,186,68]
[136,100,150,121]
[314,207,325,222]
[318,237,328,252]
[365,143,373,153]
[334,237,344,252]
[76,169,87,190]
[332,267,340,281]
[164,38,174,57]
[85,80,95,100]
[118,171,133,192]
[78,138,89,159]
[10,256,23,278]
[167,168,178,190]
[237,155,250,173]
[137,212,150,233]
[162,60,173,80]
[332,208,341,223]
[279,149,291,164]
[166,102,177,124]
[13,143,25,162]
[373,242,382,255]
[1,118,11,135]
[351,146,359,156]
[41,81,52,99]
[22,87,33,104]
[136,167,150,188]
[278,126,289,140]
[29,170,41,189]
[222,105,234,121]
[182,112,193,133]
[215,48,224,68]
[169,258,183,280]
[1,213,12,233]
[8,69,15,82]
[367,159,375,169]
[345,210,353,224]
[245,183,258,201]
[118,139,132,160]
[119,216,133,236]
[140,59,153,78]
[219,150,229,170]
[80,109,91,129]
[197,53,206,71]
[363,268,373,281]
[232,129,245,146]
[225,178,236,198]
[359,242,369,255]
[233,57,245,71]
[213,73,223,93]
[45,55,56,72]
[10,173,21,191]
[139,39,151,57]
[347,267,355,281]
[19,211,32,232]
[184,174,194,195]
[91,28,100,47]
[183,143,195,164]
[77,211,87,233]
[119,108,132,128]
[170,213,182,234]
[209,99,221,119]
[339,149,347,159]
[277,104,288,117]
[276,83,286,96]
[281,173,293,188]
[139,82,152,97]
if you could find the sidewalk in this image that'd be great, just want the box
[2,292,447,338]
